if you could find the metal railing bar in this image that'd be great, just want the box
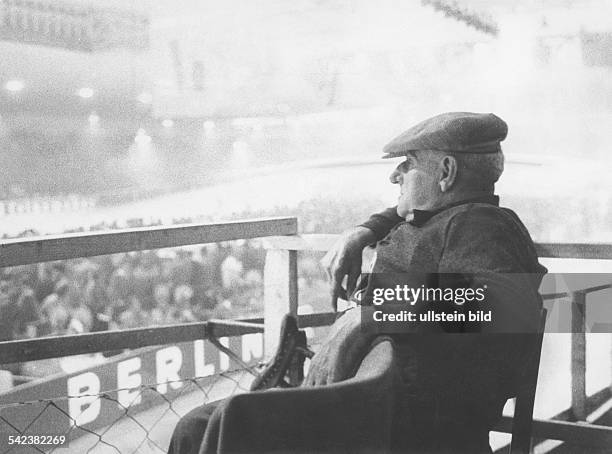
[515,287,609,301]
[296,312,338,328]
[207,335,259,377]
[575,283,612,295]
[0,320,263,365]
[208,320,265,329]
[0,313,335,365]
[208,320,265,336]
[264,235,612,259]
[0,217,298,267]
[571,291,587,420]
[535,243,612,260]
[494,416,612,447]
[541,292,568,300]
[534,387,612,425]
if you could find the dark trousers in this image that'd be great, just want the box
[168,399,492,454]
[168,401,220,454]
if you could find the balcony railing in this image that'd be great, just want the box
[0,218,611,451]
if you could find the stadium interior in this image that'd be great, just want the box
[0,0,611,453]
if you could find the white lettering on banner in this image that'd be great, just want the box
[58,335,264,429]
[117,357,142,408]
[219,337,230,371]
[241,333,263,362]
[156,346,183,394]
[194,340,215,377]
[67,372,101,427]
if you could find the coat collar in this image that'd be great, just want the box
[408,195,500,227]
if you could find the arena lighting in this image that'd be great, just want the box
[203,120,216,138]
[203,120,215,131]
[162,119,174,128]
[78,87,95,99]
[137,92,153,104]
[230,140,251,169]
[5,80,24,92]
[88,112,100,129]
[134,128,152,145]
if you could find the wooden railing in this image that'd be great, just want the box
[0,217,300,362]
[0,222,611,449]
[0,218,298,268]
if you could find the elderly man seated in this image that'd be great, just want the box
[168,112,547,454]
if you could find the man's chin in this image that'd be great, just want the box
[396,207,409,219]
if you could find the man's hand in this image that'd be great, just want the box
[303,307,375,386]
[321,226,377,311]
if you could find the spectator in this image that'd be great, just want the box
[132,251,160,311]
[14,288,38,339]
[35,262,65,303]
[220,250,243,289]
[0,281,15,341]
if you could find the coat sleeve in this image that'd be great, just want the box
[359,207,404,241]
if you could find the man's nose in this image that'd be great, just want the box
[389,168,401,184]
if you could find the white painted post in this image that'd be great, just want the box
[263,249,298,358]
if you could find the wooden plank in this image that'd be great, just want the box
[263,236,612,261]
[263,249,298,358]
[0,217,297,267]
[494,416,612,447]
[571,291,587,421]
[5,230,607,267]
[298,312,338,328]
[577,283,612,294]
[207,319,266,333]
[536,243,612,260]
[0,320,263,364]
[261,234,338,251]
[0,313,332,365]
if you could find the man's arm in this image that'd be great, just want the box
[359,207,403,241]
[306,208,405,385]
[322,207,403,311]
[303,305,379,386]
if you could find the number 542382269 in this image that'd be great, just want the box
[6,435,66,446]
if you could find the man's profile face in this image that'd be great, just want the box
[390,152,441,219]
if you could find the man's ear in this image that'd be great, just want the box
[439,155,458,192]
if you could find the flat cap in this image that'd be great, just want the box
[382,112,508,158]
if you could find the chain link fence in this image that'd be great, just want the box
[0,369,253,454]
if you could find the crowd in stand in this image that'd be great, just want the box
[0,194,571,338]
[0,241,268,345]
[0,203,342,380]
[0,197,382,347]
[0,199,375,351]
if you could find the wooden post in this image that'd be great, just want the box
[263,249,298,358]
[570,291,586,421]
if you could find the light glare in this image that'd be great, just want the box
[138,92,153,104]
[78,87,95,99]
[5,80,24,92]
[135,128,152,145]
